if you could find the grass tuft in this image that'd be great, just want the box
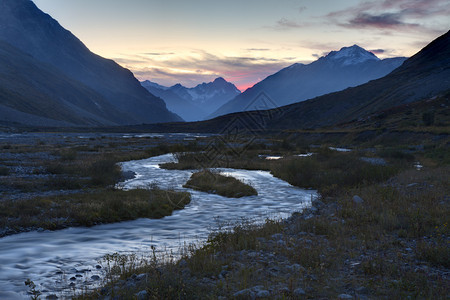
[183,170,257,198]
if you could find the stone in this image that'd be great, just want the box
[356,286,368,294]
[290,263,305,272]
[136,290,148,300]
[45,295,58,299]
[277,240,286,247]
[233,288,253,298]
[135,273,147,281]
[256,289,270,297]
[271,233,284,240]
[338,294,353,299]
[293,288,306,296]
[95,264,102,269]
[91,275,100,281]
[352,195,364,204]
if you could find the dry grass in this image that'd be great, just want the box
[0,187,191,232]
[183,170,257,198]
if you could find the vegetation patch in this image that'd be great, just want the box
[0,187,191,234]
[183,170,257,198]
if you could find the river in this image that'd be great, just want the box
[0,154,316,299]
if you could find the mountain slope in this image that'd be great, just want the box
[210,45,406,118]
[0,0,181,125]
[141,77,240,121]
[0,41,135,127]
[266,30,450,129]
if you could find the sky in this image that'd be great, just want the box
[32,0,449,91]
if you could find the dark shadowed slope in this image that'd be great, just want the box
[210,45,406,118]
[0,41,132,127]
[0,0,181,125]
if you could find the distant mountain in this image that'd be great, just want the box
[0,0,181,126]
[132,31,450,133]
[141,80,206,122]
[210,45,406,118]
[267,31,450,129]
[141,77,240,121]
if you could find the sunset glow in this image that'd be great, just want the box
[32,0,450,88]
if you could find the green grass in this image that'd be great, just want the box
[183,170,257,198]
[271,148,402,195]
[0,188,191,232]
[163,148,405,196]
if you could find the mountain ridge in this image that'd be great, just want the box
[209,45,407,118]
[141,77,240,121]
[0,0,181,126]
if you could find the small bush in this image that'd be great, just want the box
[89,158,122,186]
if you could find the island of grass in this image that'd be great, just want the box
[0,188,191,236]
[183,170,257,198]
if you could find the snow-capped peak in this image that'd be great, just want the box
[325,45,379,65]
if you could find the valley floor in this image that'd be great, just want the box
[76,134,448,299]
[1,129,448,299]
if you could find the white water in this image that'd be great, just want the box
[0,154,316,299]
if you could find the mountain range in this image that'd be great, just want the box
[141,78,241,121]
[0,0,181,127]
[210,45,406,118]
[130,30,449,133]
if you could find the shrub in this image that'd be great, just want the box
[89,158,122,186]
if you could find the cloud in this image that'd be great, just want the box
[125,50,295,89]
[142,52,175,56]
[369,49,385,54]
[246,48,271,52]
[345,12,419,30]
[271,18,308,30]
[327,0,449,33]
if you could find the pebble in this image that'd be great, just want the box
[353,195,364,204]
[135,290,148,300]
[338,294,353,299]
[256,289,270,297]
[135,273,147,281]
[233,288,253,298]
[293,288,306,296]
